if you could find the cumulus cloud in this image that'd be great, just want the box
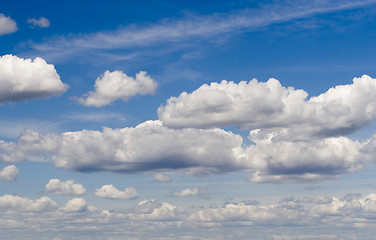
[0,165,18,181]
[0,195,58,212]
[0,14,17,35]
[170,187,207,198]
[27,17,50,28]
[153,173,172,182]
[158,75,376,140]
[0,55,68,103]
[95,185,138,200]
[45,179,86,195]
[128,199,186,221]
[62,198,88,212]
[77,70,157,107]
[2,120,376,183]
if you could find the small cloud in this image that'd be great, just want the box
[0,14,17,35]
[45,179,86,195]
[153,173,172,183]
[95,184,138,200]
[76,70,158,107]
[170,187,207,198]
[27,17,50,28]
[0,165,19,181]
[62,198,87,212]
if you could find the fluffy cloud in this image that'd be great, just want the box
[0,165,18,181]
[170,187,207,198]
[153,173,172,182]
[0,55,68,103]
[77,70,158,107]
[62,198,88,212]
[45,179,86,195]
[0,14,17,35]
[0,195,58,212]
[2,121,376,183]
[128,199,186,221]
[95,185,138,199]
[158,75,376,140]
[27,17,50,28]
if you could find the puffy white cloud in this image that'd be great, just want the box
[27,17,50,28]
[0,14,17,35]
[158,75,376,140]
[2,121,376,183]
[95,185,138,200]
[62,198,88,212]
[0,55,68,103]
[171,187,206,198]
[153,173,172,182]
[128,199,186,221]
[45,179,86,195]
[77,70,158,107]
[0,165,18,181]
[0,195,58,212]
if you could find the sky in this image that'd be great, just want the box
[1,0,376,239]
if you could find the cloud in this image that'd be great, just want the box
[1,121,376,183]
[0,14,17,35]
[0,55,68,103]
[27,17,50,28]
[170,187,207,198]
[95,185,138,200]
[45,179,86,195]
[153,173,172,182]
[62,198,88,212]
[159,75,376,140]
[77,70,158,107]
[23,1,376,61]
[0,195,58,212]
[128,199,186,221]
[0,165,18,181]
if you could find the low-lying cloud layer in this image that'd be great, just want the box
[1,192,376,239]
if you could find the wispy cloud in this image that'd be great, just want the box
[22,0,376,61]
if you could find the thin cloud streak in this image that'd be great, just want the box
[23,0,376,61]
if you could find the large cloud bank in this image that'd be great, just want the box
[0,55,68,103]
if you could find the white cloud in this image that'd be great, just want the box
[95,185,138,200]
[153,173,172,182]
[0,55,68,103]
[0,14,17,35]
[0,165,18,181]
[77,70,157,107]
[0,195,58,212]
[2,120,376,183]
[159,75,376,140]
[62,198,88,212]
[45,179,86,195]
[128,199,186,221]
[171,187,206,198]
[27,17,50,28]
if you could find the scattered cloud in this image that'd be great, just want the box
[45,179,86,195]
[0,165,18,181]
[128,199,186,221]
[0,14,17,35]
[0,55,68,104]
[170,187,207,198]
[95,185,138,200]
[0,195,58,212]
[27,17,50,28]
[159,75,376,140]
[76,70,157,107]
[153,173,172,182]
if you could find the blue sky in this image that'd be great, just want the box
[1,0,376,239]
